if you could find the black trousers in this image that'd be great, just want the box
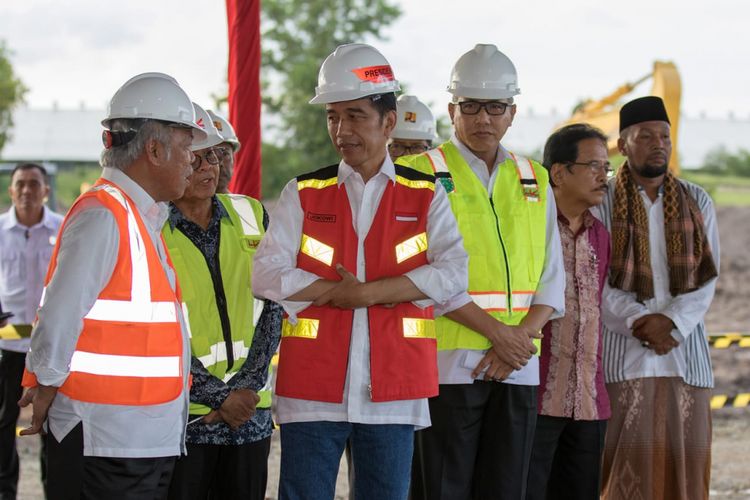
[412,382,537,500]
[525,415,607,500]
[46,422,176,500]
[0,350,30,499]
[167,438,271,500]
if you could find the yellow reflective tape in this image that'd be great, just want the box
[0,324,32,339]
[711,395,728,410]
[714,338,732,349]
[734,393,750,408]
[395,232,428,264]
[297,177,338,191]
[282,318,319,339]
[403,317,436,339]
[300,234,334,266]
[395,175,434,191]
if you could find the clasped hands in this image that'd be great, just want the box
[632,313,679,355]
[313,264,379,309]
[202,388,260,431]
[472,322,541,382]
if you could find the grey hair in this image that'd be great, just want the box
[100,119,174,170]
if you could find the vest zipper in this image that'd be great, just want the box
[489,197,513,316]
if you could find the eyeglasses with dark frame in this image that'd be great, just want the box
[565,160,612,176]
[191,148,222,170]
[456,101,510,116]
[388,142,430,157]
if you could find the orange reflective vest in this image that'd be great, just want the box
[23,179,185,406]
[275,164,438,403]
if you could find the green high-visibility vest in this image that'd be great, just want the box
[162,194,271,414]
[402,141,548,352]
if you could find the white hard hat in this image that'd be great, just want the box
[447,44,520,100]
[102,72,207,141]
[392,95,437,141]
[190,103,224,151]
[207,110,241,152]
[310,43,400,104]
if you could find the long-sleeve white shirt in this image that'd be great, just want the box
[596,179,719,387]
[25,167,191,457]
[0,206,63,353]
[436,135,566,386]
[252,154,468,428]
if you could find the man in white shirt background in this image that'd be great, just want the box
[0,163,63,500]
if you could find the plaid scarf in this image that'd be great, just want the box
[609,162,718,302]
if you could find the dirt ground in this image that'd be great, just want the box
[13,207,750,499]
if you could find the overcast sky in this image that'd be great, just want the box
[2,0,748,124]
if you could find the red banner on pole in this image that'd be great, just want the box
[226,0,262,198]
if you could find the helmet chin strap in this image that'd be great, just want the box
[102,129,137,149]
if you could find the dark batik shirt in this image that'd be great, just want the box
[168,197,282,445]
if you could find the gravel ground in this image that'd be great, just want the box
[14,207,750,499]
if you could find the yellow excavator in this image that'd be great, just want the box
[558,61,681,174]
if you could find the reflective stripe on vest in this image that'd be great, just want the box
[197,340,249,367]
[228,195,265,328]
[70,352,180,377]
[77,184,178,325]
[469,291,533,312]
[300,234,335,266]
[395,232,428,263]
[510,152,540,202]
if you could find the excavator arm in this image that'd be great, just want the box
[559,61,681,173]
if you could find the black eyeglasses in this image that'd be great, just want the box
[566,160,612,175]
[456,101,509,116]
[191,148,222,170]
[388,142,430,157]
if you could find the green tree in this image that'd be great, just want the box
[701,146,750,177]
[261,0,401,198]
[0,41,27,155]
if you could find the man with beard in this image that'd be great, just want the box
[598,96,719,500]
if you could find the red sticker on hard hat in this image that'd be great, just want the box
[196,117,205,129]
[352,65,394,83]
[404,111,417,123]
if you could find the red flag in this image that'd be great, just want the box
[226,0,262,198]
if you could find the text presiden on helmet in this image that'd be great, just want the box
[251,43,468,499]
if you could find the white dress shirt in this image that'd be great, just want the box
[252,154,468,428]
[26,167,191,457]
[436,135,566,386]
[597,179,719,387]
[0,206,63,353]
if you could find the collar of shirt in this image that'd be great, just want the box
[1,205,58,231]
[556,207,595,236]
[101,167,169,231]
[336,149,396,187]
[166,195,230,231]
[449,133,511,189]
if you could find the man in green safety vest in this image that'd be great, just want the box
[402,44,565,499]
[163,103,281,500]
